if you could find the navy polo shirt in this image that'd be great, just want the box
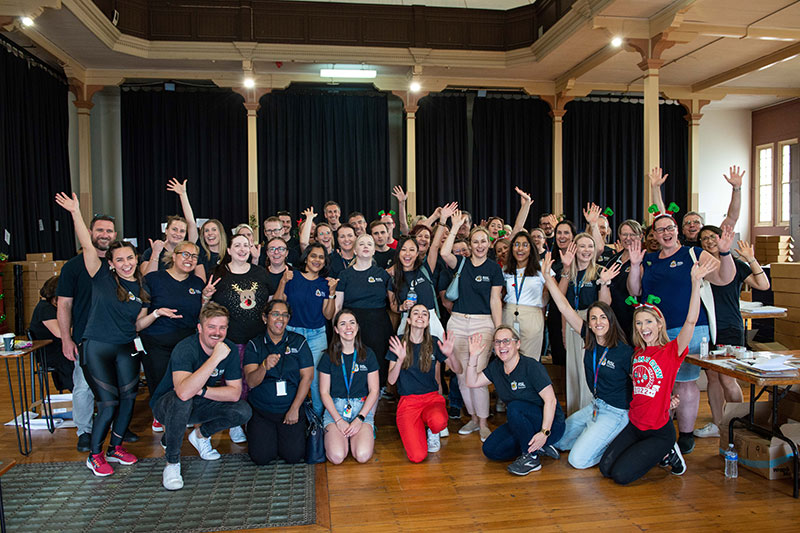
[385,339,447,397]
[56,253,93,344]
[580,325,633,410]
[144,270,205,336]
[395,267,437,310]
[318,348,379,399]
[284,273,330,329]
[483,356,560,413]
[451,256,504,315]
[83,263,148,344]
[141,247,168,271]
[150,335,241,409]
[642,246,708,329]
[244,331,313,414]
[564,269,601,311]
[337,265,392,309]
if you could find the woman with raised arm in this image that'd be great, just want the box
[599,257,718,484]
[693,233,770,439]
[466,326,565,476]
[318,310,380,464]
[539,252,632,469]
[387,305,463,462]
[545,219,577,366]
[440,210,503,442]
[558,232,617,416]
[602,220,643,340]
[196,219,227,281]
[140,178,199,275]
[56,192,181,477]
[273,242,338,416]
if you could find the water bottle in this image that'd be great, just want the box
[407,285,417,305]
[724,443,738,478]
[700,337,709,359]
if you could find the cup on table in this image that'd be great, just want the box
[1,333,15,351]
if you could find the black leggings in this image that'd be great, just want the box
[81,339,140,455]
[546,303,566,366]
[141,329,194,398]
[599,418,676,485]
[349,307,392,387]
[247,406,306,465]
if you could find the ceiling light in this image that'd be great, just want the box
[611,36,623,47]
[243,78,255,88]
[320,68,377,79]
[20,16,34,27]
[409,81,421,92]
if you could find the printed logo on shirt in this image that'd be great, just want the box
[232,282,259,309]
[669,260,684,268]
[284,346,298,355]
[632,354,664,398]
[603,360,616,370]
[126,291,142,304]
[358,364,369,371]
[510,381,526,391]
[210,367,225,378]
[474,275,490,282]
[646,261,652,267]
[188,288,200,295]
[315,289,325,298]
[368,276,384,283]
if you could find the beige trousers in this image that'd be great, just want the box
[502,304,545,361]
[447,312,495,419]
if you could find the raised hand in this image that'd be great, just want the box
[718,224,735,253]
[613,239,624,253]
[599,262,622,284]
[628,238,645,265]
[559,242,577,268]
[693,254,720,281]
[541,252,555,280]
[392,185,408,203]
[327,277,338,295]
[735,240,755,262]
[166,178,187,196]
[648,167,668,187]
[203,275,221,299]
[436,331,456,357]
[514,186,532,207]
[282,269,295,283]
[450,209,467,229]
[440,202,458,222]
[583,203,601,225]
[148,238,166,252]
[302,206,317,221]
[55,192,79,213]
[388,336,407,360]
[724,165,745,189]
[545,214,559,229]
[467,333,485,358]
[250,243,262,261]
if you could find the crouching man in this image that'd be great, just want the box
[150,302,253,490]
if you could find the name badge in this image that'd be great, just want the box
[133,337,145,354]
[276,380,287,397]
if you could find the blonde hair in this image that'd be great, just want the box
[568,233,600,283]
[200,219,227,263]
[469,226,491,243]
[631,307,670,349]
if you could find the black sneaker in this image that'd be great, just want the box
[76,432,91,452]
[123,429,140,443]
[677,433,695,455]
[448,406,462,419]
[507,452,542,476]
[664,442,686,475]
[540,444,560,460]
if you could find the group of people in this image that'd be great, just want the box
[31,164,764,490]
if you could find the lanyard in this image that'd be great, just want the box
[592,346,609,398]
[513,270,526,304]
[573,270,586,310]
[341,351,358,400]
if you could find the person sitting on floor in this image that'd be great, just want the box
[150,302,252,491]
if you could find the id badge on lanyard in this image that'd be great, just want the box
[342,354,358,417]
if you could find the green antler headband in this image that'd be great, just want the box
[626,295,663,318]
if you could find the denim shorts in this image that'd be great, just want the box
[323,397,375,429]
[669,324,709,382]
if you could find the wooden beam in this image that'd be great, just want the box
[554,44,623,95]
[692,41,800,92]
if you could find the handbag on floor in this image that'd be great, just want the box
[304,400,326,464]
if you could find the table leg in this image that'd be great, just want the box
[16,357,32,456]
[34,349,55,433]
[0,478,6,533]
[4,361,23,456]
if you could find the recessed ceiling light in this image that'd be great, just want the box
[320,68,377,79]
[21,16,34,27]
[409,81,421,92]
[611,36,623,47]
[243,78,255,88]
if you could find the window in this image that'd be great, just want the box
[756,144,773,225]
[779,141,796,225]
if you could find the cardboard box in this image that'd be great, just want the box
[773,279,800,294]
[25,261,60,272]
[775,332,800,349]
[756,236,794,243]
[771,263,800,279]
[25,253,53,262]
[773,292,797,308]
[720,402,800,480]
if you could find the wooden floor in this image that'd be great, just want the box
[2,362,800,533]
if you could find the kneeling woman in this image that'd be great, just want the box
[541,252,632,469]
[243,300,313,465]
[318,310,380,464]
[599,258,716,484]
[386,304,462,463]
[466,326,565,476]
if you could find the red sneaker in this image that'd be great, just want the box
[87,453,114,476]
[106,445,138,465]
[152,419,164,432]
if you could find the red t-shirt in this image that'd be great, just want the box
[387,239,398,249]
[628,339,687,431]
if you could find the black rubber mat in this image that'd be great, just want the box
[2,454,315,532]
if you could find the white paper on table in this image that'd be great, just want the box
[4,412,68,429]
[753,355,795,371]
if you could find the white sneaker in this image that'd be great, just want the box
[440,426,449,438]
[162,463,184,491]
[427,428,441,453]
[229,425,247,443]
[496,398,506,413]
[693,422,720,438]
[188,429,220,460]
[458,420,480,435]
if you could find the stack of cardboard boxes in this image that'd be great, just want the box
[0,253,65,331]
[772,262,800,349]
[755,235,794,264]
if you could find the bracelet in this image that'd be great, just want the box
[334,418,343,423]
[755,271,766,276]
[720,250,731,256]
[732,187,742,192]
[200,386,207,397]
[153,309,160,319]
[328,294,336,299]
[560,273,570,279]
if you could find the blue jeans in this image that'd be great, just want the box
[287,325,327,416]
[482,400,565,461]
[554,399,629,469]
[668,325,709,382]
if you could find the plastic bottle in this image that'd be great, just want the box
[407,285,417,305]
[700,337,709,359]
[725,443,738,478]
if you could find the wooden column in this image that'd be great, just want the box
[679,99,710,213]
[68,80,103,223]
[392,90,428,218]
[234,87,270,227]
[540,94,573,216]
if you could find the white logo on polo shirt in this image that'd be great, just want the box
[510,381,526,391]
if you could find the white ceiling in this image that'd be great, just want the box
[278,0,536,8]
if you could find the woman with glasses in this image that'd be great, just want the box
[466,326,565,476]
[261,236,291,294]
[603,220,643,340]
[140,179,199,275]
[141,241,210,432]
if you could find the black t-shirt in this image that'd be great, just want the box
[328,251,353,279]
[580,325,633,410]
[483,356,561,412]
[395,267,437,310]
[83,264,148,344]
[604,251,634,338]
[318,348,379,399]
[451,256,504,315]
[263,268,285,296]
[712,259,752,332]
[374,249,394,269]
[56,253,93,344]
[244,331,314,414]
[385,339,447,396]
[597,245,617,266]
[337,265,392,309]
[143,270,205,336]
[286,237,302,268]
[564,269,601,311]
[149,335,241,409]
[196,242,220,275]
[29,300,61,359]
[211,266,272,344]
[141,247,168,271]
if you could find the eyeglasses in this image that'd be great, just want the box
[269,312,290,319]
[264,228,283,234]
[654,225,677,234]
[268,246,287,253]
[700,235,718,242]
[93,213,116,221]
[178,251,199,260]
[512,242,530,249]
[494,338,517,347]
[683,220,702,226]
[619,233,638,239]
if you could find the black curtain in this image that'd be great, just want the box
[415,94,468,216]
[0,37,74,260]
[257,88,390,227]
[563,99,688,226]
[121,87,248,247]
[471,95,552,224]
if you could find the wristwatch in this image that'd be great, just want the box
[542,428,551,436]
[356,414,366,422]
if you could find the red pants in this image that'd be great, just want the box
[396,391,448,463]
